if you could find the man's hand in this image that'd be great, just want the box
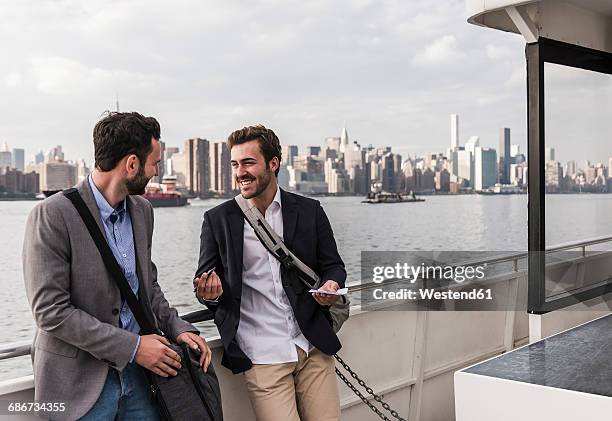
[135,334,181,377]
[177,331,212,373]
[193,270,223,301]
[312,280,340,306]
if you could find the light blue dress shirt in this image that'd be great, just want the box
[88,176,141,362]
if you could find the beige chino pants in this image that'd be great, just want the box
[243,347,341,421]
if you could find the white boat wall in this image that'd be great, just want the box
[2,244,611,420]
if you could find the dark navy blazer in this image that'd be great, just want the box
[196,189,346,374]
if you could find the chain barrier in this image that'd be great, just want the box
[334,354,407,421]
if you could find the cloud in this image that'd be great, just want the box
[5,72,22,87]
[28,56,168,96]
[0,0,530,162]
[476,93,508,106]
[505,66,526,87]
[412,35,465,65]
[486,44,512,60]
[395,12,449,38]
[243,27,300,52]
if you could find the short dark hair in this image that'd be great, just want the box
[93,112,161,171]
[227,125,282,176]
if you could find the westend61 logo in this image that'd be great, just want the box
[359,251,527,310]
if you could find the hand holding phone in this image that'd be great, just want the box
[194,267,222,301]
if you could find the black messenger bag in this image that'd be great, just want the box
[150,342,223,421]
[63,188,223,421]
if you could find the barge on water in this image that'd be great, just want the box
[143,175,189,207]
[362,191,425,204]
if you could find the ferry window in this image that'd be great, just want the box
[544,62,612,304]
[528,38,612,312]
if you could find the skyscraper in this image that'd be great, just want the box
[499,128,511,184]
[435,169,451,192]
[282,145,298,167]
[0,150,11,172]
[465,136,479,154]
[47,145,65,162]
[169,150,187,186]
[381,153,400,192]
[42,161,77,191]
[165,146,179,159]
[545,147,556,162]
[545,160,563,191]
[566,160,577,178]
[35,150,45,164]
[12,148,24,172]
[209,142,232,194]
[325,137,341,151]
[511,144,520,157]
[184,138,210,197]
[76,159,90,183]
[340,126,349,154]
[475,147,498,191]
[155,141,166,183]
[457,149,473,187]
[451,114,459,149]
[0,168,39,193]
[306,146,321,157]
[324,159,349,193]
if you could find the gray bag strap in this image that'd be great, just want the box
[234,194,322,290]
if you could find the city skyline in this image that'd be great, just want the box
[2,111,525,168]
[5,119,612,196]
[0,112,528,195]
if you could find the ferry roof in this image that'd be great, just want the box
[466,0,612,53]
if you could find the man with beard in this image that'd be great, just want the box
[23,112,211,420]
[193,125,345,421]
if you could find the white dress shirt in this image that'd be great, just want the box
[235,187,313,364]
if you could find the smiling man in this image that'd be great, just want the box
[194,125,345,421]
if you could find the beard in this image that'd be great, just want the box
[126,165,150,195]
[239,167,273,199]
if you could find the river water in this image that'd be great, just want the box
[2,193,612,378]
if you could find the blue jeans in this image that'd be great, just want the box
[80,363,160,420]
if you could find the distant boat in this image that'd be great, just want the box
[143,175,188,207]
[362,191,425,204]
[476,185,525,195]
[143,191,188,207]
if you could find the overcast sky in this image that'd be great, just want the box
[544,63,612,166]
[1,0,534,164]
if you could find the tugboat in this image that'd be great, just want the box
[362,191,426,204]
[143,175,188,207]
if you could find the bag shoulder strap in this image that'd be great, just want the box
[234,194,321,289]
[62,188,158,335]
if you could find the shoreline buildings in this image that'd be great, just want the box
[9,113,612,196]
[0,143,40,194]
[279,114,527,195]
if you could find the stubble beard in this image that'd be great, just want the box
[240,169,272,200]
[126,166,150,195]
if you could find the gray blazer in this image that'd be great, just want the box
[22,179,196,420]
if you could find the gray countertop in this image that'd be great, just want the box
[463,314,612,397]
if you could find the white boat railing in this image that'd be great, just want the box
[3,234,612,362]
